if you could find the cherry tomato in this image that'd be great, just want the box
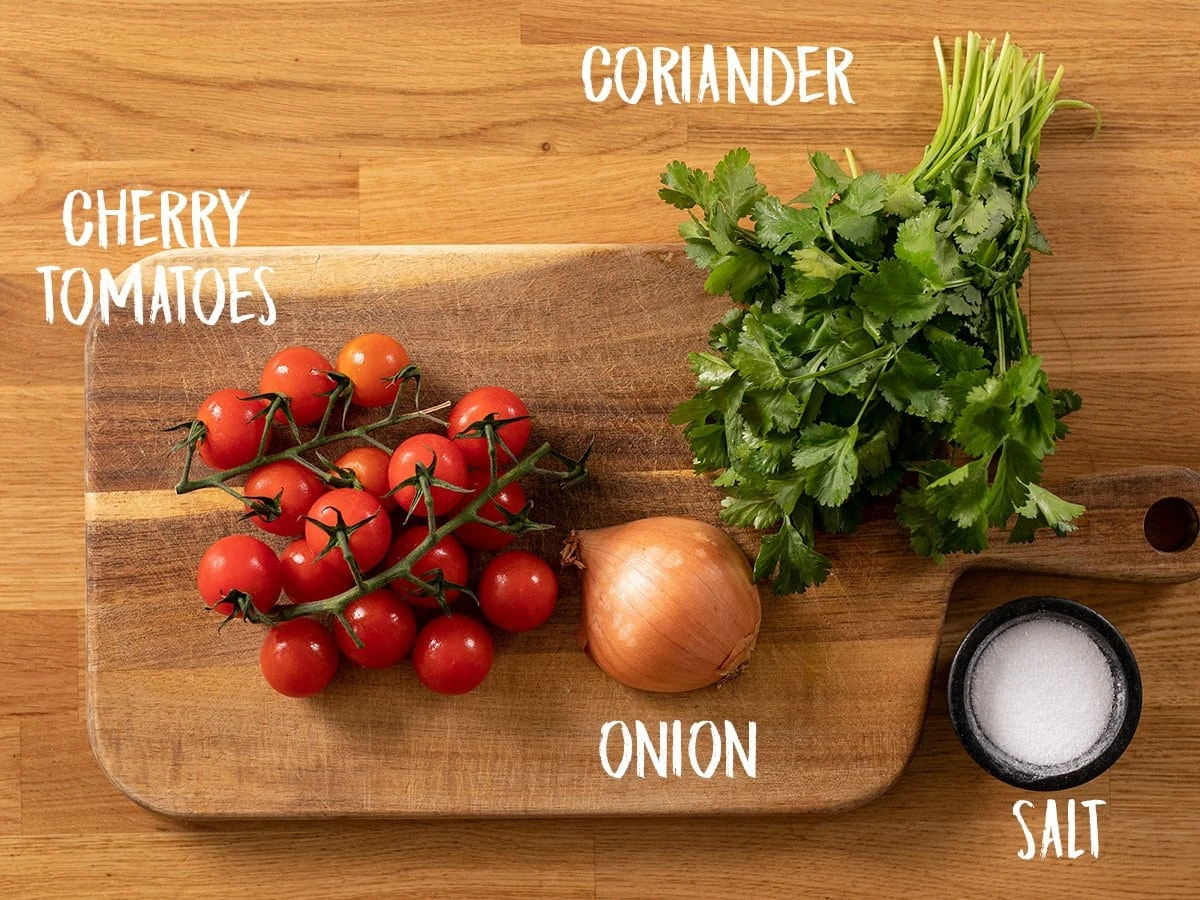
[195,389,268,470]
[259,345,335,426]
[331,446,394,510]
[454,468,526,551]
[387,433,470,518]
[446,386,531,469]
[335,333,411,408]
[260,618,339,698]
[197,533,282,616]
[279,538,355,604]
[478,550,558,632]
[383,526,470,609]
[243,459,326,537]
[304,488,391,572]
[333,589,417,668]
[411,614,495,695]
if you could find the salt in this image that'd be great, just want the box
[967,615,1117,769]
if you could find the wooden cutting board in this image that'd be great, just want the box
[84,245,1200,818]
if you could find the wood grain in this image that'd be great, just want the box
[3,0,1200,894]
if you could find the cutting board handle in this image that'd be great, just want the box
[964,466,1200,583]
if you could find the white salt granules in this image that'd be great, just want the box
[967,616,1117,768]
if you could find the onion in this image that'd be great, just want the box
[563,516,761,693]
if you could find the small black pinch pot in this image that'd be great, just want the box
[947,595,1143,791]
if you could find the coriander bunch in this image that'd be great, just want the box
[662,33,1096,593]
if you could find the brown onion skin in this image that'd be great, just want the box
[565,516,761,693]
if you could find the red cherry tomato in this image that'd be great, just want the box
[387,433,470,518]
[279,538,355,604]
[195,389,268,470]
[454,468,526,551]
[197,533,282,616]
[411,614,495,695]
[333,589,417,668]
[304,488,391,572]
[447,386,531,469]
[331,446,394,510]
[335,333,411,408]
[260,618,339,698]
[478,550,558,632]
[259,345,335,426]
[243,459,326,537]
[383,526,470,609]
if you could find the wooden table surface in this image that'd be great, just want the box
[2,1,1198,896]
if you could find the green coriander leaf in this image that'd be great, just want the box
[809,151,852,192]
[1015,482,1086,537]
[659,161,715,213]
[1028,213,1053,254]
[1010,388,1057,457]
[721,494,783,530]
[754,515,831,594]
[732,312,787,389]
[668,395,715,427]
[752,197,821,252]
[921,455,992,527]
[1052,387,1083,418]
[713,147,766,220]
[682,237,721,270]
[748,386,804,431]
[944,284,982,316]
[791,422,859,507]
[734,429,796,475]
[878,348,952,421]
[895,205,959,288]
[851,258,936,326]
[985,439,1042,526]
[792,247,850,284]
[1004,354,1045,406]
[855,423,895,477]
[829,202,882,246]
[706,205,737,256]
[951,375,1015,457]
[689,351,736,387]
[817,495,865,534]
[770,477,804,516]
[683,422,727,470]
[841,172,886,215]
[927,332,988,374]
[798,151,849,208]
[882,174,927,216]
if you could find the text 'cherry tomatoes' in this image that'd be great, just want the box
[259,345,335,426]
[279,538,355,604]
[334,589,417,669]
[260,618,338,698]
[384,526,470,609]
[304,488,392,572]
[478,550,559,632]
[195,389,268,470]
[243,459,326,537]
[335,333,411,408]
[411,614,495,695]
[197,533,282,616]
[447,386,531,469]
[387,433,470,518]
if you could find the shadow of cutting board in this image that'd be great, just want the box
[84,245,1200,817]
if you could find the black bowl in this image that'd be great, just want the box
[947,596,1142,791]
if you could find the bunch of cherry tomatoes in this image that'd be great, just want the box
[186,333,560,698]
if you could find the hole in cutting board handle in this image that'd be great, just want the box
[1143,496,1199,553]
